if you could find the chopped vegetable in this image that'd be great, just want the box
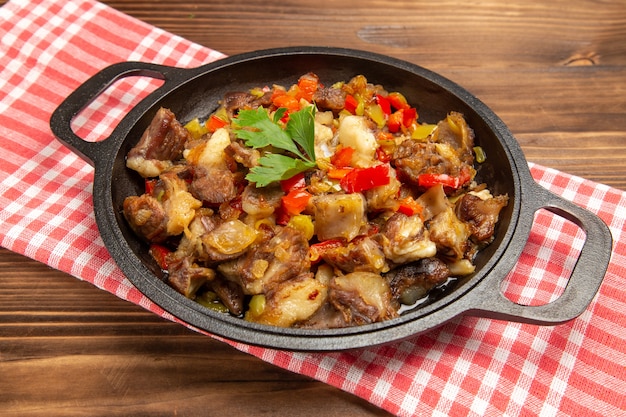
[145,178,157,195]
[287,214,315,240]
[195,291,230,313]
[233,106,316,187]
[272,92,300,114]
[330,146,355,168]
[296,74,319,101]
[376,94,391,115]
[327,167,352,179]
[412,124,437,140]
[309,239,344,263]
[402,107,417,128]
[397,196,424,217]
[340,164,391,193]
[387,92,410,111]
[281,188,312,216]
[344,94,358,114]
[387,110,404,133]
[149,244,171,270]
[417,168,472,190]
[280,172,307,192]
[184,118,208,139]
[366,103,386,128]
[206,114,229,132]
[473,146,486,163]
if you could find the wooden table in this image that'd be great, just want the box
[1,0,624,415]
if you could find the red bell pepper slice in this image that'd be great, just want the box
[145,178,157,195]
[340,164,390,193]
[344,94,358,114]
[376,94,391,115]
[418,167,472,190]
[330,146,355,168]
[402,107,417,128]
[387,109,404,133]
[149,244,171,271]
[397,196,424,217]
[309,239,344,263]
[327,167,351,179]
[280,172,307,193]
[375,146,392,163]
[297,75,319,102]
[387,92,410,111]
[272,93,300,114]
[281,189,312,216]
[206,114,229,132]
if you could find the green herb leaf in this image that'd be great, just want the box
[273,107,287,123]
[232,106,317,187]
[286,106,316,162]
[246,154,315,187]
[234,107,305,160]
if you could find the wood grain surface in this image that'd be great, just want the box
[1,0,625,416]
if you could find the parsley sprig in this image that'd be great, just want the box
[233,106,316,187]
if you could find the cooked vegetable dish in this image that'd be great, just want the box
[123,73,508,328]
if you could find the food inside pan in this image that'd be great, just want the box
[122,72,508,329]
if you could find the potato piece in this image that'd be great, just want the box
[380,212,437,264]
[184,127,231,170]
[415,183,450,221]
[313,119,335,160]
[338,115,377,167]
[330,272,397,324]
[428,207,471,260]
[312,193,367,242]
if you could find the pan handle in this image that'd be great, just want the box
[50,61,179,165]
[467,181,612,325]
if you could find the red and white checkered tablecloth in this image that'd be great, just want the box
[1,1,625,415]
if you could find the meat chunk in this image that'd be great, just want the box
[208,277,245,316]
[225,140,260,168]
[172,208,218,261]
[240,183,283,218]
[312,86,346,112]
[329,272,398,325]
[217,226,310,295]
[456,193,509,242]
[321,236,387,274]
[338,116,377,167]
[167,256,215,298]
[378,212,437,264]
[127,107,190,177]
[428,207,471,261]
[124,171,202,243]
[123,194,169,243]
[364,166,402,211]
[392,113,475,190]
[185,127,233,171]
[189,165,237,205]
[245,273,327,327]
[386,258,450,305]
[431,111,475,165]
[222,91,272,115]
[393,140,471,187]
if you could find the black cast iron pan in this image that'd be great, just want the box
[50,47,612,351]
